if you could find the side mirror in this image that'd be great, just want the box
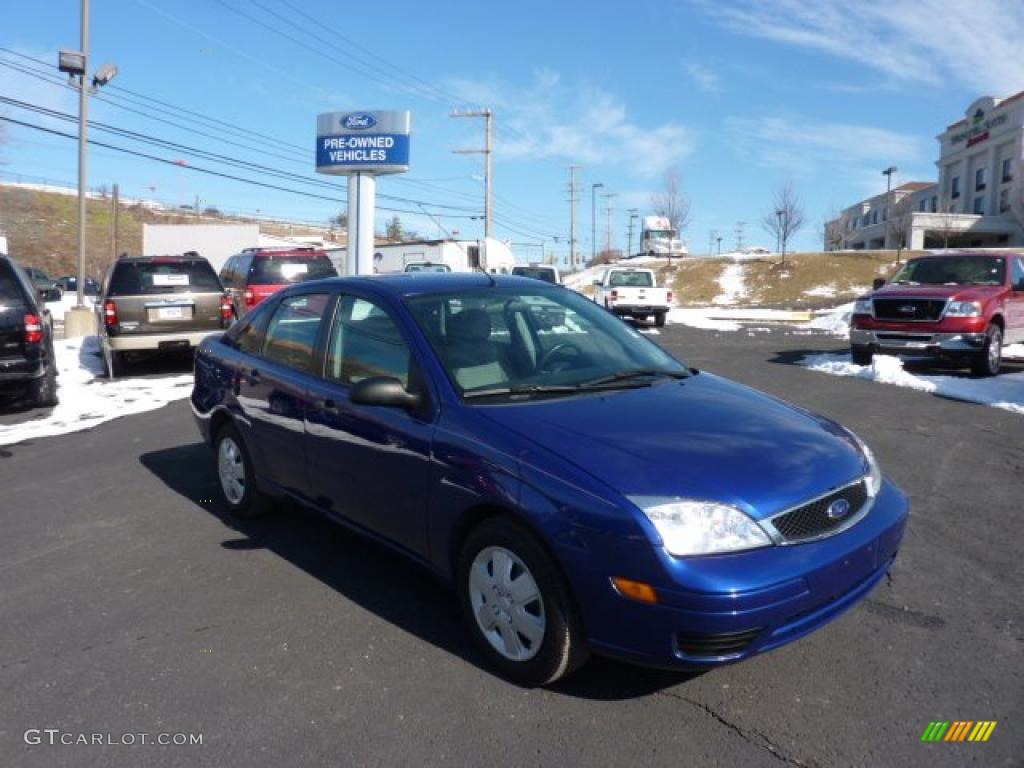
[592,279,602,287]
[350,376,421,410]
[872,277,886,290]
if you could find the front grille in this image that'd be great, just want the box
[771,480,868,542]
[872,298,946,321]
[877,333,933,342]
[676,628,762,658]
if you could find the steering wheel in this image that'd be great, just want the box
[537,342,584,372]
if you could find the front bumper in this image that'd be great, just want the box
[850,328,986,356]
[565,478,908,669]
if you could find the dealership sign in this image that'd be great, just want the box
[315,110,411,174]
[951,108,1007,147]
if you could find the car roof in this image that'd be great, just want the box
[116,253,208,262]
[246,247,328,258]
[290,272,559,297]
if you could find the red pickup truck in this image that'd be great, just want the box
[850,251,1024,376]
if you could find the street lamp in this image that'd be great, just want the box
[882,166,898,250]
[591,182,604,262]
[716,236,722,255]
[58,0,118,337]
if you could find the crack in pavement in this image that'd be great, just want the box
[656,689,818,767]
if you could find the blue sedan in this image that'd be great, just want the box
[191,273,908,686]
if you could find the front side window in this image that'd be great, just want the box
[326,296,411,387]
[1011,257,1024,289]
[262,293,331,372]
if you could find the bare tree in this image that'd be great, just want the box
[888,194,916,262]
[823,207,846,251]
[762,182,806,263]
[651,168,691,263]
[932,209,959,249]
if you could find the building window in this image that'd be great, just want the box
[1002,158,1013,183]
[919,199,927,212]
[951,176,960,199]
[973,196,985,215]
[931,196,938,212]
[975,167,986,191]
[1000,188,1010,213]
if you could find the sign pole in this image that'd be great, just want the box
[348,172,377,275]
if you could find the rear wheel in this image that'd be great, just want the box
[971,324,1002,377]
[215,423,271,519]
[458,518,588,687]
[28,354,58,407]
[105,348,126,378]
[655,312,667,328]
[851,345,873,366]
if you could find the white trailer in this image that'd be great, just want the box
[639,216,687,259]
[330,237,516,276]
[0,230,8,254]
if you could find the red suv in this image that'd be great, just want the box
[220,247,337,317]
[850,251,1024,376]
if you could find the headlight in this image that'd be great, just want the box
[849,432,882,497]
[631,497,772,557]
[945,300,982,317]
[853,298,872,315]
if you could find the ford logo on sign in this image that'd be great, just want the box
[342,113,377,130]
[827,498,852,520]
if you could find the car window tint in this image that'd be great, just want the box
[235,315,265,355]
[249,255,337,284]
[262,293,331,372]
[108,260,223,295]
[1013,257,1024,287]
[326,296,410,387]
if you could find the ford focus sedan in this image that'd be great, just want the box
[191,274,908,686]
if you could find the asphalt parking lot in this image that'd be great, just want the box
[1,324,1020,768]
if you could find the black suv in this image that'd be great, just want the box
[0,254,58,407]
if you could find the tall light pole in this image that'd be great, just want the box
[451,109,493,238]
[626,209,638,259]
[882,166,898,249]
[716,236,723,255]
[567,164,581,269]
[591,182,603,261]
[602,192,618,254]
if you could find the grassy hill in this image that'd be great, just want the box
[0,185,333,279]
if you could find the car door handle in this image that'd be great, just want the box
[314,398,340,414]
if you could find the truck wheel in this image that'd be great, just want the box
[851,345,873,366]
[655,312,667,328]
[105,348,126,379]
[28,355,58,408]
[970,324,1002,377]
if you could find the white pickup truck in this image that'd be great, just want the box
[593,267,673,326]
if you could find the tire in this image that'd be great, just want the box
[851,345,873,366]
[457,517,588,687]
[970,324,1002,377]
[105,348,126,379]
[215,423,272,519]
[655,312,667,328]
[28,355,58,407]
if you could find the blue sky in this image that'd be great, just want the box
[2,0,1023,262]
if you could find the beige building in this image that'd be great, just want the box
[827,93,1024,250]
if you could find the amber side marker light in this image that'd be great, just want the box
[611,577,659,604]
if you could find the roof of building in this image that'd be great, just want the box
[894,182,935,193]
[945,89,1024,130]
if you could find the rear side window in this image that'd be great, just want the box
[249,255,337,285]
[0,262,28,302]
[512,267,556,283]
[108,260,222,295]
[262,293,331,372]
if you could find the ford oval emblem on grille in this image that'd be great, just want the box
[898,304,916,313]
[827,498,852,520]
[342,113,377,130]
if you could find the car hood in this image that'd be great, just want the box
[477,373,867,521]
[873,284,1002,301]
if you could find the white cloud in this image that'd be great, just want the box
[703,0,1024,95]
[454,72,696,179]
[685,63,722,93]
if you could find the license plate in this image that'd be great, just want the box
[157,306,185,319]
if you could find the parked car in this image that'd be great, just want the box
[96,253,233,378]
[0,254,58,407]
[192,273,908,686]
[850,250,1024,376]
[512,264,561,284]
[593,266,673,326]
[220,247,338,317]
[24,267,62,302]
[57,275,100,296]
[403,261,451,273]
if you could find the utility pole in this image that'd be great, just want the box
[75,0,90,312]
[111,182,119,266]
[195,194,201,220]
[567,164,581,269]
[591,182,603,262]
[602,192,618,254]
[626,208,638,259]
[735,221,746,252]
[451,109,493,238]
[717,236,723,255]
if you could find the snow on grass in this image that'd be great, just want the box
[804,303,853,337]
[712,263,747,305]
[0,336,193,446]
[803,284,837,297]
[800,352,1024,415]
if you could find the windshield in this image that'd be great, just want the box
[608,270,654,287]
[646,230,674,241]
[249,254,337,284]
[405,263,451,272]
[891,256,1005,286]
[108,260,223,295]
[405,285,686,400]
[511,266,557,283]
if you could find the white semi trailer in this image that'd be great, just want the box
[330,237,516,276]
[639,216,687,259]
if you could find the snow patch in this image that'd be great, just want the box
[803,284,837,297]
[0,336,193,446]
[804,303,853,337]
[713,263,747,305]
[667,308,741,331]
[800,352,1024,415]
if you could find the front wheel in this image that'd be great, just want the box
[458,518,588,687]
[851,345,873,366]
[970,324,1002,377]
